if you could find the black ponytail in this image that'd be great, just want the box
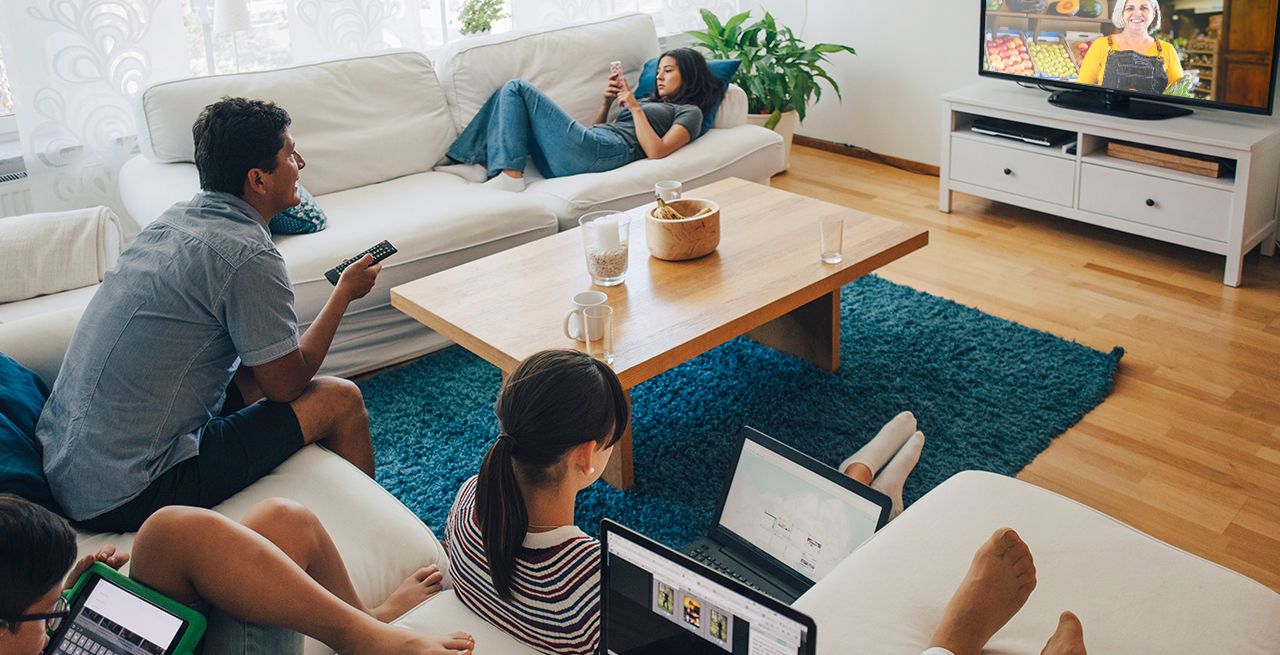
[473,350,629,601]
[475,435,525,601]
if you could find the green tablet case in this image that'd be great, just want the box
[58,562,206,655]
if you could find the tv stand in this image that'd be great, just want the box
[1048,89,1194,120]
[940,83,1280,286]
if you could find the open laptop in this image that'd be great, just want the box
[600,519,817,655]
[684,426,893,603]
[45,563,205,655]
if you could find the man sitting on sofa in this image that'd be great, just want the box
[36,97,382,533]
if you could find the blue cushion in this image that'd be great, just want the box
[636,57,741,137]
[0,352,58,510]
[269,185,327,235]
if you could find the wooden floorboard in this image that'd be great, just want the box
[774,145,1280,592]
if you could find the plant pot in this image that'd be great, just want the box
[745,110,799,170]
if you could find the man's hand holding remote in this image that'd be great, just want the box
[334,254,381,303]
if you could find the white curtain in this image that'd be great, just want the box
[287,0,426,63]
[0,0,188,220]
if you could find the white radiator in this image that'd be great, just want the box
[0,170,31,217]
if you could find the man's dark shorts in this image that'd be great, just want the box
[78,379,304,534]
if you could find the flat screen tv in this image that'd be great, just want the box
[979,0,1280,119]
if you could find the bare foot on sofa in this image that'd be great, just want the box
[356,626,474,655]
[1040,611,1087,655]
[371,565,445,622]
[928,528,1037,655]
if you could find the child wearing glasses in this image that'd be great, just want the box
[0,494,475,655]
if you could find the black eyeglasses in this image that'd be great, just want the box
[5,596,70,635]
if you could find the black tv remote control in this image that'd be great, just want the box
[325,240,397,285]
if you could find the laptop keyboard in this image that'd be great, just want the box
[688,544,763,591]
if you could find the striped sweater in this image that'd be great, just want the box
[445,476,601,655]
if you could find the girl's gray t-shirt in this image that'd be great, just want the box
[600,102,704,156]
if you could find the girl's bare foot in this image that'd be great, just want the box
[928,528,1037,655]
[1040,611,1087,655]
[371,566,445,622]
[353,626,475,655]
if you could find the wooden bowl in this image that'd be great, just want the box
[646,198,721,261]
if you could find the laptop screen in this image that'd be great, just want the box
[718,436,885,583]
[602,523,814,655]
[50,575,185,655]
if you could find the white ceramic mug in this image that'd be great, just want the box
[563,290,609,341]
[655,180,683,202]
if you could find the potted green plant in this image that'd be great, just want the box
[458,0,508,36]
[688,9,855,165]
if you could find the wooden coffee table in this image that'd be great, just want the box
[391,178,928,488]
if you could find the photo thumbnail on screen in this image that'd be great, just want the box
[983,0,1279,108]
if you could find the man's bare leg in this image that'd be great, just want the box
[130,506,473,655]
[928,528,1037,655]
[1041,611,1087,655]
[235,368,375,476]
[239,499,443,622]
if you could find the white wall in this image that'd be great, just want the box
[747,0,1280,166]
[748,0,979,166]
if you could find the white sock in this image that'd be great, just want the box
[838,411,917,477]
[871,431,925,519]
[483,172,525,192]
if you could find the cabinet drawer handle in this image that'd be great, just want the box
[1003,168,1013,176]
[1145,198,1156,207]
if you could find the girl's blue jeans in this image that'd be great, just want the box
[446,79,640,179]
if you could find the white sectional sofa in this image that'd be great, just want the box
[99,12,782,377]
[3,309,1276,655]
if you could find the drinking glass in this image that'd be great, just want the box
[819,217,844,264]
[579,211,631,286]
[582,304,614,364]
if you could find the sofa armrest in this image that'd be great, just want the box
[0,208,123,303]
[794,471,1280,655]
[75,445,447,655]
[0,306,84,385]
[713,84,748,130]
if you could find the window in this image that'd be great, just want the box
[182,0,290,77]
[420,0,513,48]
[0,43,13,116]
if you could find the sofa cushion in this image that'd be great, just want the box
[0,207,123,303]
[793,471,1280,654]
[75,445,446,655]
[136,51,455,197]
[269,185,327,235]
[524,125,784,226]
[436,13,659,132]
[0,352,57,510]
[283,171,558,321]
[396,589,538,655]
[635,57,741,135]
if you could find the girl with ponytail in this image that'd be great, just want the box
[444,350,628,655]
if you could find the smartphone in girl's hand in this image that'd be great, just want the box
[610,60,622,77]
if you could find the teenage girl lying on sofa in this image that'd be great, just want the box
[442,48,723,191]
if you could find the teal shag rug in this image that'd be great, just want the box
[360,275,1123,549]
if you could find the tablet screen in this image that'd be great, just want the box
[48,575,185,655]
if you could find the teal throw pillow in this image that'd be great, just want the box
[269,185,327,235]
[636,57,742,136]
[0,351,59,511]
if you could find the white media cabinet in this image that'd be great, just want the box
[940,83,1280,286]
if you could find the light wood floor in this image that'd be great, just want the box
[774,145,1280,592]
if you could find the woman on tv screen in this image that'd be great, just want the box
[1076,0,1185,94]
